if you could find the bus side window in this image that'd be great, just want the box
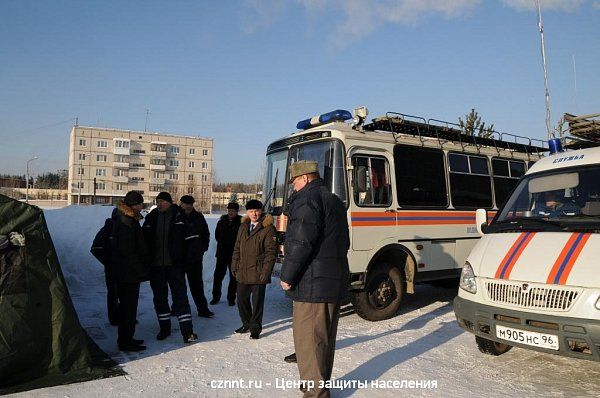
[353,156,391,207]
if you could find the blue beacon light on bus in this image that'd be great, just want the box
[296,109,353,130]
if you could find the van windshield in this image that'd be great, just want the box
[490,165,600,233]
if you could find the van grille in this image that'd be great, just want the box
[485,281,580,312]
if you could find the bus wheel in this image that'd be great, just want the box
[351,263,403,321]
[475,336,512,356]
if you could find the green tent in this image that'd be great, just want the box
[0,194,123,394]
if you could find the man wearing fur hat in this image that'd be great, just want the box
[111,191,149,351]
[143,191,197,343]
[211,201,242,306]
[280,160,350,398]
[231,199,277,339]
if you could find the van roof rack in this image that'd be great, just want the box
[363,112,548,156]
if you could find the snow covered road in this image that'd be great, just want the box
[10,206,600,397]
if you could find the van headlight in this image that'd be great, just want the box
[460,262,477,294]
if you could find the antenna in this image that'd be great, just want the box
[144,108,150,132]
[536,0,552,140]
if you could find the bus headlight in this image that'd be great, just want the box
[460,262,477,294]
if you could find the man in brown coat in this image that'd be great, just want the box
[231,199,277,339]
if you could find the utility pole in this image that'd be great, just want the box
[144,108,150,132]
[26,157,38,203]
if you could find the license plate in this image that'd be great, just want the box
[496,325,559,350]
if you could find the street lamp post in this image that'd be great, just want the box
[26,157,39,203]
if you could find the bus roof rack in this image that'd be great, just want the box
[564,113,600,147]
[363,112,548,156]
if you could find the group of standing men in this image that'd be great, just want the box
[95,159,349,397]
[97,191,242,352]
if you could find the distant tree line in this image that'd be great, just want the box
[213,182,261,193]
[0,170,67,189]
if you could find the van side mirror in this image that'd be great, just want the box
[475,209,488,235]
[355,166,367,193]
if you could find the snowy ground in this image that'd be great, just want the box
[9,205,600,397]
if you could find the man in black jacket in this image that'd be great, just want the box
[143,192,197,343]
[111,191,149,352]
[210,202,242,306]
[280,161,350,398]
[179,195,213,318]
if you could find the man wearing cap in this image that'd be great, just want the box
[280,160,350,398]
[231,199,277,339]
[143,192,197,343]
[179,195,213,318]
[111,191,149,351]
[211,202,242,306]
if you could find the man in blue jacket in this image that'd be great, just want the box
[280,161,350,398]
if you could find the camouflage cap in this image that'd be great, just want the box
[289,160,319,182]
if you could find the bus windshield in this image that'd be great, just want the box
[489,165,600,233]
[287,139,347,206]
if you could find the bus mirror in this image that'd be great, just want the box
[355,166,367,193]
[475,208,488,235]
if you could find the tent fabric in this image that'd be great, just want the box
[0,195,123,394]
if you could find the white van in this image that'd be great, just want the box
[454,144,600,361]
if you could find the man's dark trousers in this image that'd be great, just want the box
[212,256,237,303]
[116,281,140,345]
[236,283,266,334]
[150,266,193,336]
[105,264,119,324]
[185,261,210,313]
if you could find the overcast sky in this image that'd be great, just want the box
[1,0,598,182]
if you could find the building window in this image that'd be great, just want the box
[78,153,86,161]
[132,149,145,154]
[115,140,130,148]
[96,168,106,177]
[132,163,146,168]
[78,167,85,175]
[202,188,207,195]
[170,173,179,180]
[203,149,208,156]
[131,176,145,181]
[115,183,124,191]
[151,143,166,152]
[97,140,108,148]
[150,185,162,192]
[96,154,107,162]
[202,174,208,182]
[189,161,195,168]
[96,182,106,190]
[201,162,207,169]
[172,186,178,194]
[79,139,86,146]
[187,187,194,194]
[189,148,195,155]
[170,146,180,154]
[153,171,163,178]
[188,174,194,181]
[116,169,127,177]
[169,160,180,167]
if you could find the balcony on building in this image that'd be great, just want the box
[113,155,130,169]
[150,177,166,185]
[114,175,129,183]
[113,138,131,155]
[150,158,166,171]
[150,141,167,157]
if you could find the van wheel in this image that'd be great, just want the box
[476,336,513,356]
[350,263,403,321]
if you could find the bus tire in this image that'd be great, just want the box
[475,336,512,356]
[350,263,403,321]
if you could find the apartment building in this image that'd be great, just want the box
[67,125,213,210]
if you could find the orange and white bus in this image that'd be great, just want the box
[263,107,545,321]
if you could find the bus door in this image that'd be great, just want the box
[350,153,396,251]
